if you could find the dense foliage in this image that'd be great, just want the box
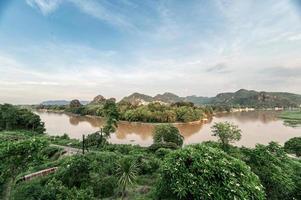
[284,137,301,157]
[155,144,265,200]
[0,104,45,133]
[45,100,212,123]
[211,121,242,148]
[241,142,301,199]
[118,102,206,123]
[1,124,301,200]
[152,124,184,147]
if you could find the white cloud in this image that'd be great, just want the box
[26,0,62,15]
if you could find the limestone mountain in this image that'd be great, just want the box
[89,95,106,104]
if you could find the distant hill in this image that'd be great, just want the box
[120,93,154,105]
[42,89,301,108]
[120,89,301,108]
[41,100,89,106]
[154,92,182,103]
[209,89,301,108]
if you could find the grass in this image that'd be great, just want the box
[279,111,301,127]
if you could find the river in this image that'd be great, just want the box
[35,110,301,147]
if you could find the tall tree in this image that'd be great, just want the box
[102,100,119,138]
[211,122,241,149]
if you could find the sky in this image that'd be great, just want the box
[0,0,301,104]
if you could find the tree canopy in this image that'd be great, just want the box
[211,121,241,148]
[0,104,45,133]
[153,124,184,147]
[155,144,265,200]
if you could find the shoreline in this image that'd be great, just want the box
[35,107,289,125]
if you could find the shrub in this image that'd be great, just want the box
[153,124,183,147]
[40,146,63,159]
[284,137,301,157]
[148,142,179,152]
[155,148,172,158]
[241,143,300,199]
[55,155,91,188]
[155,144,265,200]
[135,155,160,175]
[91,175,117,198]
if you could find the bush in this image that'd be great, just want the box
[91,175,117,198]
[241,143,301,199]
[153,124,183,147]
[135,154,160,175]
[155,148,172,158]
[55,155,91,188]
[155,144,265,200]
[40,146,63,159]
[148,142,179,152]
[284,137,301,157]
[13,180,45,200]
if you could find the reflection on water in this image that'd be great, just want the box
[36,111,301,147]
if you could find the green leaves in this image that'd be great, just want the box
[155,144,265,200]
[284,137,301,157]
[103,100,119,137]
[211,122,242,147]
[153,124,184,147]
[116,156,138,199]
[0,104,45,133]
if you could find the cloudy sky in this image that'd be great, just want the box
[1,0,301,104]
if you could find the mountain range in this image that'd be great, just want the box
[120,89,301,108]
[41,89,301,108]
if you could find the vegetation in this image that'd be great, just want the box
[279,111,301,127]
[118,102,208,123]
[1,107,301,199]
[211,121,242,149]
[155,144,265,200]
[0,104,45,133]
[241,142,301,199]
[102,99,119,136]
[152,124,184,147]
[284,137,301,157]
[116,157,138,199]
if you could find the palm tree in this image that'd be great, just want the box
[116,157,138,199]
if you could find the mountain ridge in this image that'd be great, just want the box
[120,89,301,107]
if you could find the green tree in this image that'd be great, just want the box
[102,100,119,138]
[155,144,265,200]
[116,157,138,200]
[211,121,241,148]
[153,124,184,147]
[56,155,91,188]
[284,137,301,157]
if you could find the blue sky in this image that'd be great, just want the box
[0,0,301,104]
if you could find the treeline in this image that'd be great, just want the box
[118,102,213,123]
[0,104,45,133]
[38,100,215,123]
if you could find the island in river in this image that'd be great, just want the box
[35,110,301,147]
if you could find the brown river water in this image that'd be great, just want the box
[36,110,301,147]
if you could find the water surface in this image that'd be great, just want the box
[36,111,301,147]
